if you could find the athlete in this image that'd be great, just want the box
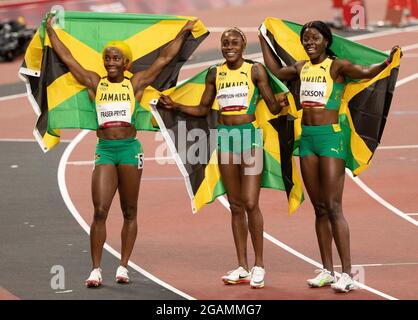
[46,14,196,287]
[158,27,288,289]
[259,20,401,292]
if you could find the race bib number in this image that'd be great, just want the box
[138,153,144,169]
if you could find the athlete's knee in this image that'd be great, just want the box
[229,198,245,215]
[93,206,109,222]
[242,198,260,214]
[121,204,137,221]
[325,200,343,221]
[313,203,328,219]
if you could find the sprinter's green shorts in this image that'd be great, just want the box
[94,137,144,168]
[217,121,262,154]
[299,124,347,160]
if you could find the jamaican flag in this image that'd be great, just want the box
[260,17,401,175]
[150,66,304,214]
[19,11,208,152]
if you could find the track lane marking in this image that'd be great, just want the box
[378,145,418,150]
[347,72,418,228]
[335,262,418,268]
[0,93,26,102]
[347,170,418,227]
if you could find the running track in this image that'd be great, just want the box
[0,0,417,300]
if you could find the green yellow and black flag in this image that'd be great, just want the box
[151,66,304,214]
[19,11,208,152]
[260,17,401,175]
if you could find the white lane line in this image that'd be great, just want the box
[0,138,38,142]
[55,290,73,294]
[0,93,26,102]
[407,213,418,216]
[67,161,93,165]
[378,145,418,150]
[335,262,418,268]
[396,73,418,87]
[0,138,72,143]
[392,111,418,115]
[347,170,418,227]
[384,42,418,53]
[348,73,418,228]
[349,25,418,41]
[216,196,397,300]
[57,129,195,300]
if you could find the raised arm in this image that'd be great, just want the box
[252,63,286,115]
[258,33,300,81]
[337,45,402,80]
[45,14,99,93]
[132,19,197,91]
[158,67,216,117]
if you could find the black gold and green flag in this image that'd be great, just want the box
[151,66,304,214]
[260,17,401,175]
[19,11,209,152]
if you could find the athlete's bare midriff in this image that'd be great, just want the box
[219,113,255,126]
[302,107,339,126]
[97,125,136,139]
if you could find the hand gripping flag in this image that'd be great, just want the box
[150,65,304,214]
[260,18,401,175]
[19,11,209,152]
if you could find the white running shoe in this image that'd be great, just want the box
[116,265,130,284]
[250,266,265,289]
[331,273,355,293]
[221,266,251,285]
[307,269,336,288]
[85,268,102,288]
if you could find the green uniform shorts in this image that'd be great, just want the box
[94,137,144,168]
[217,121,262,154]
[299,124,347,160]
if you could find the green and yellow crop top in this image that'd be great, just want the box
[214,61,260,115]
[95,76,136,128]
[299,57,345,110]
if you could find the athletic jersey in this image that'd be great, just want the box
[299,57,345,110]
[214,60,259,115]
[95,76,135,128]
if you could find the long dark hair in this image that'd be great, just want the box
[300,21,336,57]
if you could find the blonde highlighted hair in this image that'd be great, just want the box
[102,40,133,68]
